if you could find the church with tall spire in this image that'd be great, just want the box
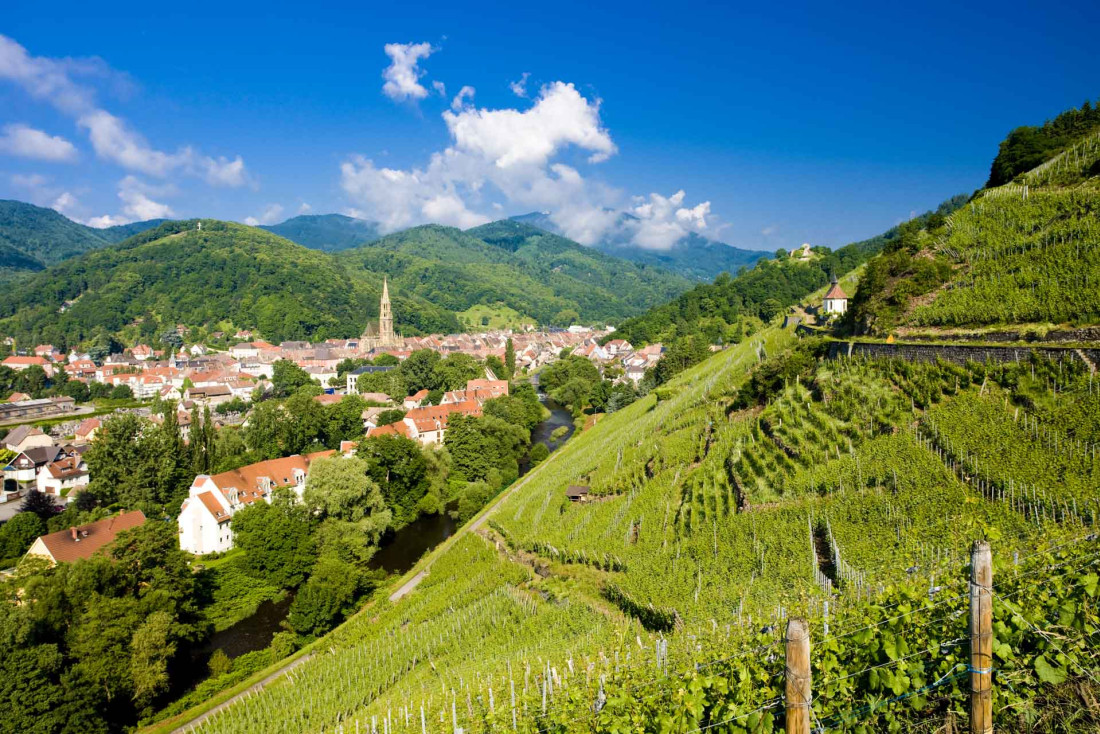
[360,276,403,352]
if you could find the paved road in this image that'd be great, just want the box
[0,502,22,522]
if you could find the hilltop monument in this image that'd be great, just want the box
[361,277,403,352]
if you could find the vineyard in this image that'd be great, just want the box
[179,322,1100,733]
[839,125,1100,332]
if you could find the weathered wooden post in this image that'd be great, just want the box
[969,540,993,734]
[785,618,811,734]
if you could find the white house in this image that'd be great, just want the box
[37,455,90,497]
[823,277,848,315]
[177,450,334,554]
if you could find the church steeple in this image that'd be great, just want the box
[379,277,394,345]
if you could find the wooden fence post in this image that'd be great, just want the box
[969,540,993,734]
[785,617,811,734]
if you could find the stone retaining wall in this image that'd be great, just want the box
[826,341,1087,367]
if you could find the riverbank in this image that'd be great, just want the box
[146,427,571,734]
[143,397,576,734]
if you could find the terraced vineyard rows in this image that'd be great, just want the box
[187,326,1100,733]
[911,184,1100,327]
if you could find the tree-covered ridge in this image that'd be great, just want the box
[510,210,769,282]
[0,220,455,348]
[987,97,1100,186]
[338,222,692,325]
[261,213,382,252]
[0,199,164,271]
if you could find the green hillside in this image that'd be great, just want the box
[987,99,1100,186]
[0,220,459,348]
[261,213,382,252]
[849,126,1100,336]
[511,210,769,282]
[0,199,165,270]
[338,221,693,325]
[179,323,1100,733]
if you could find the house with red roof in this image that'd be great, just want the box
[25,511,146,565]
[822,276,849,315]
[2,355,53,376]
[74,418,102,444]
[366,400,483,447]
[177,450,335,554]
[37,454,90,497]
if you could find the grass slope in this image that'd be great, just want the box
[851,129,1100,335]
[182,323,1099,732]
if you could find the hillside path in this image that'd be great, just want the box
[169,652,314,733]
[389,442,564,601]
[165,428,568,733]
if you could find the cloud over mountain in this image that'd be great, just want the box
[346,47,717,250]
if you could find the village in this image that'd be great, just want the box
[1,280,670,564]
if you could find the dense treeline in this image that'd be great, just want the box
[339,222,691,327]
[0,522,206,732]
[987,98,1100,186]
[0,220,460,350]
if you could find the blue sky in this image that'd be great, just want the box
[1,0,1097,252]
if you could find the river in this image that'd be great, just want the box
[197,393,575,664]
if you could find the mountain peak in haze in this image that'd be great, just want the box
[509,211,767,281]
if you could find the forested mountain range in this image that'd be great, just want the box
[336,220,692,326]
[260,213,382,252]
[0,199,165,274]
[0,218,692,349]
[511,210,768,281]
[0,221,461,349]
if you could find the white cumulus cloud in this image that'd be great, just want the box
[509,72,531,98]
[342,80,621,238]
[450,85,475,112]
[203,155,248,187]
[0,34,249,186]
[117,175,175,220]
[0,123,78,162]
[381,42,434,102]
[244,203,285,226]
[442,82,616,168]
[345,54,722,249]
[628,190,714,249]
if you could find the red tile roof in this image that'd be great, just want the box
[198,491,231,524]
[205,450,335,502]
[33,511,146,563]
[824,282,848,300]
